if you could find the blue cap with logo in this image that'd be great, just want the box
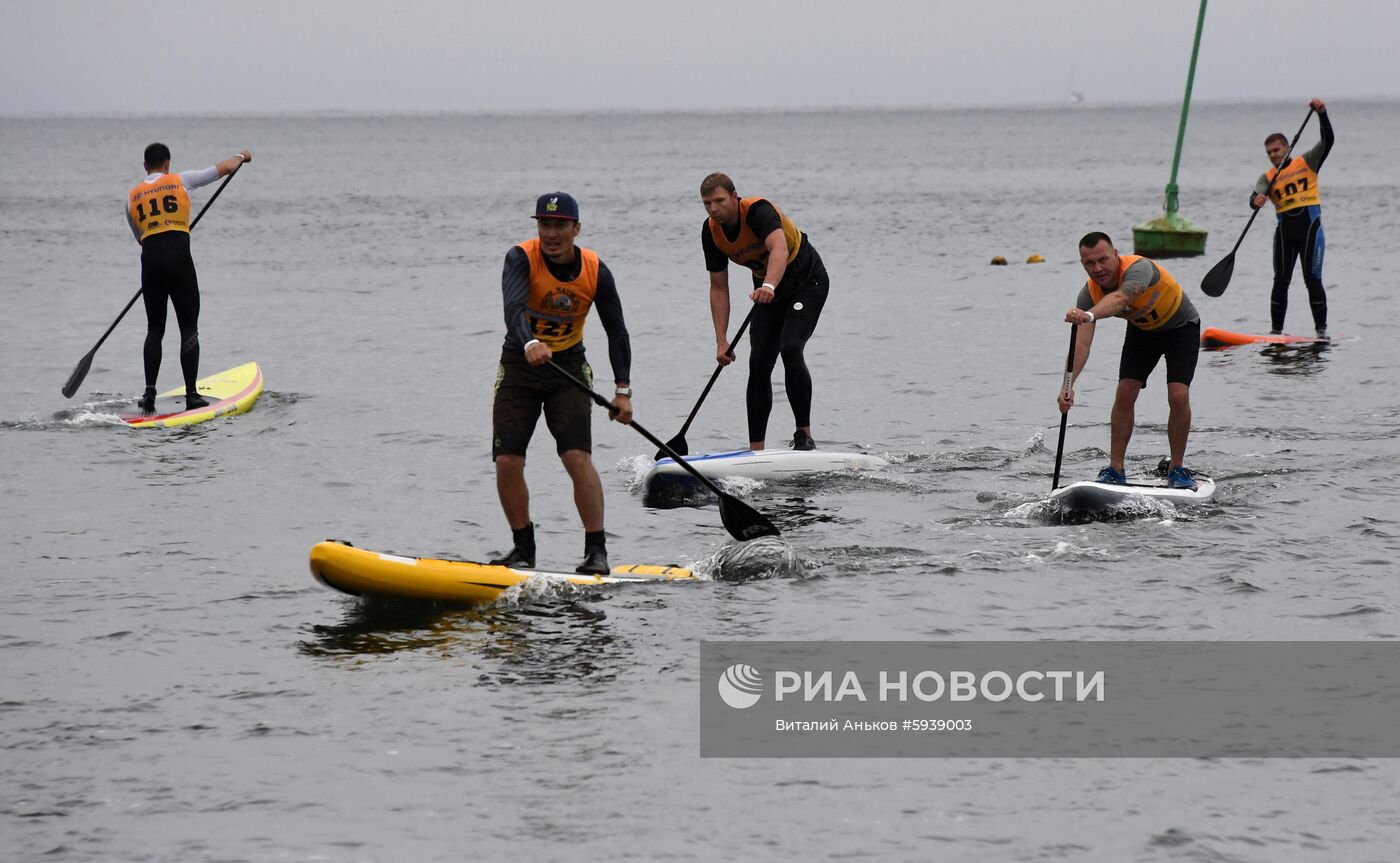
[533,192,579,221]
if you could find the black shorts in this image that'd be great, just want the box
[1118,321,1200,387]
[492,347,593,459]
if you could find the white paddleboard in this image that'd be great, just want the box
[644,448,887,497]
[1050,474,1216,511]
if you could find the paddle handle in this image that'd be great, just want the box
[189,159,243,231]
[1051,323,1079,491]
[1231,107,1316,256]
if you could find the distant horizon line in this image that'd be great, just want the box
[4,94,1396,121]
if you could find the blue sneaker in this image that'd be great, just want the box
[1167,466,1198,491]
[1096,465,1126,485]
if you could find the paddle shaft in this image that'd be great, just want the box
[546,359,780,540]
[549,359,736,502]
[61,162,244,398]
[1226,109,1310,260]
[1051,323,1079,491]
[656,305,755,458]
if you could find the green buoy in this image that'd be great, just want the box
[1134,0,1209,258]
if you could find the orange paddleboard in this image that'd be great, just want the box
[1201,327,1323,348]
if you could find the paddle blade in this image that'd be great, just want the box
[61,352,94,399]
[655,435,688,462]
[718,494,782,541]
[1200,253,1236,298]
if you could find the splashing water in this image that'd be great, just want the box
[697,535,806,582]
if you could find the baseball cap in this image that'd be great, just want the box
[533,192,579,221]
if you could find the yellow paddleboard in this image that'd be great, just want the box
[121,361,264,429]
[310,540,696,606]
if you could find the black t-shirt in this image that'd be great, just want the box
[701,199,820,290]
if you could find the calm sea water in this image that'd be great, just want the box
[4,102,1400,862]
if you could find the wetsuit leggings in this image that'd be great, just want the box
[140,232,201,392]
[1271,206,1326,332]
[745,270,828,444]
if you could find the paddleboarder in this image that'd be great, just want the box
[127,143,251,412]
[1251,98,1333,339]
[699,173,829,452]
[490,192,633,575]
[1058,233,1201,491]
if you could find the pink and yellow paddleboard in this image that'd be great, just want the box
[119,361,264,429]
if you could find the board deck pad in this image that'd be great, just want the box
[118,361,264,429]
[123,393,202,422]
[1050,474,1216,511]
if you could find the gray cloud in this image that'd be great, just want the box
[2,0,1394,114]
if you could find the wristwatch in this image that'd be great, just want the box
[615,387,632,397]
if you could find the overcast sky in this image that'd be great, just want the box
[2,0,1394,114]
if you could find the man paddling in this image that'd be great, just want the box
[127,143,251,412]
[1251,98,1333,338]
[490,192,633,575]
[1058,233,1202,490]
[700,173,829,452]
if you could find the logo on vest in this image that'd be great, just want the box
[539,289,578,314]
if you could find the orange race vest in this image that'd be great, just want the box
[517,237,599,351]
[127,173,192,243]
[706,196,802,279]
[1086,254,1183,332]
[1265,156,1321,213]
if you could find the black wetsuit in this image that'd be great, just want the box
[1254,112,1334,333]
[703,200,829,443]
[140,230,201,392]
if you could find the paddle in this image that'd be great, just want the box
[547,359,781,542]
[654,305,755,460]
[1051,323,1079,491]
[61,161,245,398]
[1200,107,1316,298]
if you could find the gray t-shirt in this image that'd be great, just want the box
[1076,258,1199,332]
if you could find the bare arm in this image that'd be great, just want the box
[1056,320,1096,413]
[709,270,734,365]
[1068,290,1133,323]
[217,151,252,177]
[753,229,788,303]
